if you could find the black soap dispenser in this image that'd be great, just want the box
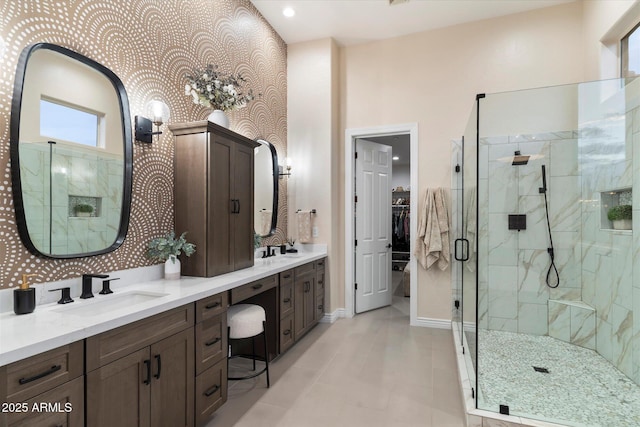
[14,273,36,315]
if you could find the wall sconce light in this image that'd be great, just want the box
[279,157,292,179]
[135,100,170,143]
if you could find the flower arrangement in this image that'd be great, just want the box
[185,64,257,112]
[145,231,196,263]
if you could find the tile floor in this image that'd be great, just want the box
[207,272,465,426]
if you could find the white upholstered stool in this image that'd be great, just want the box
[227,303,270,388]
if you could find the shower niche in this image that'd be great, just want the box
[601,188,632,230]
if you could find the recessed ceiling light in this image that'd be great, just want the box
[283,7,295,17]
[393,156,399,161]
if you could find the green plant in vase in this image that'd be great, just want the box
[146,231,196,280]
[607,204,632,230]
[74,203,94,217]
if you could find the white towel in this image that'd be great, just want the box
[297,210,312,243]
[415,188,450,271]
[260,210,272,236]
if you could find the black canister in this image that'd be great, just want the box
[14,288,35,315]
[14,273,37,315]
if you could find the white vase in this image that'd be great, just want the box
[612,219,632,230]
[164,255,181,280]
[208,109,229,128]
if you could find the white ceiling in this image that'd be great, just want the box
[250,0,575,46]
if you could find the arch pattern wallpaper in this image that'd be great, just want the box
[0,0,287,288]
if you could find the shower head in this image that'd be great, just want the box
[512,151,530,166]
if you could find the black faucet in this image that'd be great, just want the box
[262,245,276,258]
[81,274,109,299]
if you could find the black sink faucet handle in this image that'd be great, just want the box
[99,278,120,295]
[49,287,74,304]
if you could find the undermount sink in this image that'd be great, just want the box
[53,290,169,317]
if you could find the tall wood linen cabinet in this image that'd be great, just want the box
[170,121,259,277]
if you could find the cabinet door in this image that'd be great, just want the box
[209,136,234,276]
[86,348,151,427]
[5,376,84,427]
[294,273,315,341]
[233,141,255,270]
[304,275,317,327]
[150,329,194,427]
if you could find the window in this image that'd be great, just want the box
[621,22,640,78]
[40,99,99,147]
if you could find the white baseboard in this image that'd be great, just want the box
[320,308,345,323]
[413,317,452,329]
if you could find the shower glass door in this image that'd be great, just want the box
[468,77,640,426]
[459,98,479,400]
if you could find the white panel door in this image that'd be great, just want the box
[355,139,392,313]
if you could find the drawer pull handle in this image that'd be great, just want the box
[283,329,291,336]
[205,301,221,309]
[18,364,62,385]
[153,354,162,379]
[283,297,291,303]
[204,384,220,397]
[318,280,324,285]
[252,283,263,290]
[205,337,221,347]
[283,274,291,279]
[143,359,151,385]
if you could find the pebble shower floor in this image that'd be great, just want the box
[476,329,640,426]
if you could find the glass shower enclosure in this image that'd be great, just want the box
[456,77,640,426]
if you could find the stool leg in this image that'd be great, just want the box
[263,321,270,388]
[252,335,256,371]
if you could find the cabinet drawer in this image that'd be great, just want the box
[279,314,295,354]
[195,359,227,426]
[315,258,326,269]
[280,281,294,319]
[230,274,277,304]
[279,269,293,286]
[196,292,228,323]
[3,375,84,427]
[86,304,194,371]
[195,312,227,375]
[294,262,315,277]
[1,341,83,402]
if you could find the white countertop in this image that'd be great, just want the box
[0,247,326,367]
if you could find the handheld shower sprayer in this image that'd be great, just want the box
[540,164,559,288]
[539,164,547,194]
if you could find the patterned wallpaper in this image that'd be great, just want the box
[0,0,288,289]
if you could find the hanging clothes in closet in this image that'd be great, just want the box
[392,208,410,252]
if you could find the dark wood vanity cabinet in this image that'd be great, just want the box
[194,293,228,426]
[85,305,195,427]
[171,121,259,278]
[279,258,326,351]
[0,342,84,427]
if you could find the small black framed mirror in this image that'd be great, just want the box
[10,43,133,258]
[254,139,278,237]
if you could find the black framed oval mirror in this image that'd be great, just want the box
[254,139,278,237]
[10,43,133,258]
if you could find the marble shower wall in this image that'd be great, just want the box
[477,131,582,336]
[20,143,123,255]
[576,80,636,383]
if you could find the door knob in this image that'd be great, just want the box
[386,243,392,248]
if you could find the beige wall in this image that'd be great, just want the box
[289,0,640,320]
[288,38,342,310]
